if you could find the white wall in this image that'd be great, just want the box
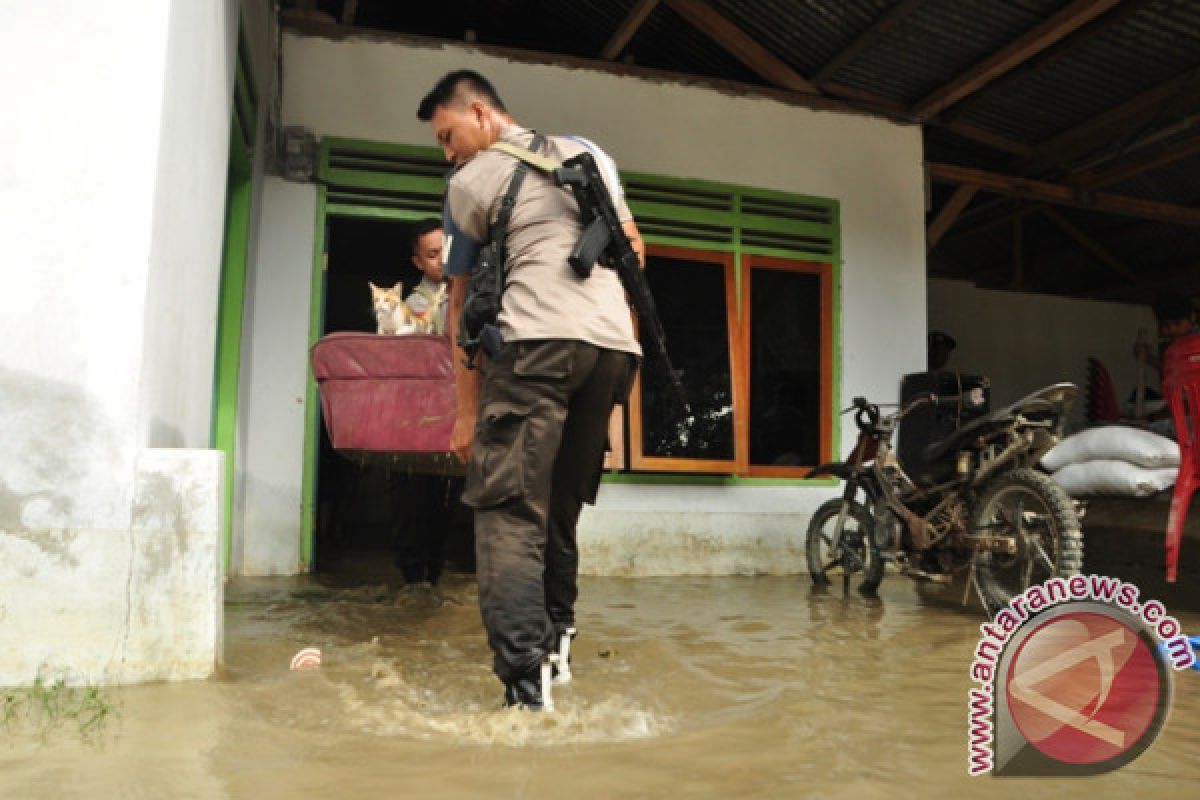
[237,177,317,575]
[929,279,1157,424]
[0,0,269,684]
[1,1,172,532]
[241,30,927,575]
[139,0,238,448]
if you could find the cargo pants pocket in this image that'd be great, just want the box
[461,400,534,509]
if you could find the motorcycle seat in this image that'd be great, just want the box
[920,383,1078,466]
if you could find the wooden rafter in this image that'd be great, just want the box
[927,162,1200,227]
[1024,62,1200,174]
[938,120,1034,157]
[662,0,817,93]
[942,0,1156,122]
[813,0,925,88]
[1074,129,1200,190]
[340,0,358,26]
[927,185,979,251]
[943,130,1200,243]
[1041,207,1137,283]
[912,0,1120,122]
[600,0,660,60]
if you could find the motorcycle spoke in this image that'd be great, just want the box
[1031,538,1056,575]
[1011,498,1026,538]
[1020,551,1035,590]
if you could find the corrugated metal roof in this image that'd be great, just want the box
[294,0,1200,300]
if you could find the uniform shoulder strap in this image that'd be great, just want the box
[489,139,561,173]
[489,134,545,240]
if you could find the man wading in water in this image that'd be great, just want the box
[417,71,642,710]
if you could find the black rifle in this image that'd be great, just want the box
[552,152,691,415]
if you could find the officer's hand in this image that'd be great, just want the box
[451,413,476,464]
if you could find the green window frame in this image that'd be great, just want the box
[302,137,842,559]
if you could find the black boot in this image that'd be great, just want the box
[503,671,545,711]
[503,656,557,711]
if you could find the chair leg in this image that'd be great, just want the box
[1166,464,1195,583]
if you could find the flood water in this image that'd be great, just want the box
[3,536,1198,799]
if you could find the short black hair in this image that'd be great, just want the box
[1153,296,1196,323]
[416,70,507,121]
[410,218,442,251]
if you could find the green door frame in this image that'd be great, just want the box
[211,22,258,573]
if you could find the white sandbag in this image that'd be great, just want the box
[1051,460,1178,498]
[1041,425,1180,471]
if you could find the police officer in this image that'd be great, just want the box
[417,70,642,709]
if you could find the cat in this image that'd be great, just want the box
[370,281,417,335]
[370,281,448,335]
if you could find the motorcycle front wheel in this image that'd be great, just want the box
[805,499,885,593]
[970,468,1084,610]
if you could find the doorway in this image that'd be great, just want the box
[313,215,472,578]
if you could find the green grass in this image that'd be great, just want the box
[1,674,117,743]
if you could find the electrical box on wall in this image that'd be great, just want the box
[278,125,318,182]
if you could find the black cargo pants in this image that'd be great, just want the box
[461,339,636,683]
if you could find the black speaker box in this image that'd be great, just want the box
[897,370,990,485]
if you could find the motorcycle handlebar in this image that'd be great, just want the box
[929,387,987,410]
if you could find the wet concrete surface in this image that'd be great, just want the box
[1,534,1198,799]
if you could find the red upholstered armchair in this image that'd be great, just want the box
[311,332,459,473]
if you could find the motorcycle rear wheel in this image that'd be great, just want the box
[971,468,1083,611]
[805,499,885,594]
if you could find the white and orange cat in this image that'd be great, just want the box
[370,281,448,335]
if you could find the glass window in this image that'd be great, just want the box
[625,252,832,477]
[629,247,742,472]
[746,258,832,475]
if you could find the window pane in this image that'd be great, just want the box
[749,268,822,467]
[639,254,735,461]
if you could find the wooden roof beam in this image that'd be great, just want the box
[340,0,358,26]
[927,162,1200,227]
[600,0,660,60]
[1073,127,1200,190]
[939,0,1155,123]
[927,185,980,251]
[662,0,817,93]
[1024,62,1200,174]
[812,0,925,88]
[1040,207,1138,283]
[912,0,1121,122]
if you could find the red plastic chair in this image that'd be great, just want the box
[1162,334,1200,582]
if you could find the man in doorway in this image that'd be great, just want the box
[417,70,642,709]
[393,220,461,591]
[405,218,449,335]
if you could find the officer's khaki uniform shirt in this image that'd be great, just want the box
[444,125,641,357]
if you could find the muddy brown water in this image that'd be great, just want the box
[3,536,1198,799]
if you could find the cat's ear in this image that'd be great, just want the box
[369,281,379,292]
[393,281,404,292]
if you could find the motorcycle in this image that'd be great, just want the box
[805,381,1084,611]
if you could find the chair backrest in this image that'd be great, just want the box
[1085,357,1121,423]
[1163,335,1200,463]
[1163,333,1200,387]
